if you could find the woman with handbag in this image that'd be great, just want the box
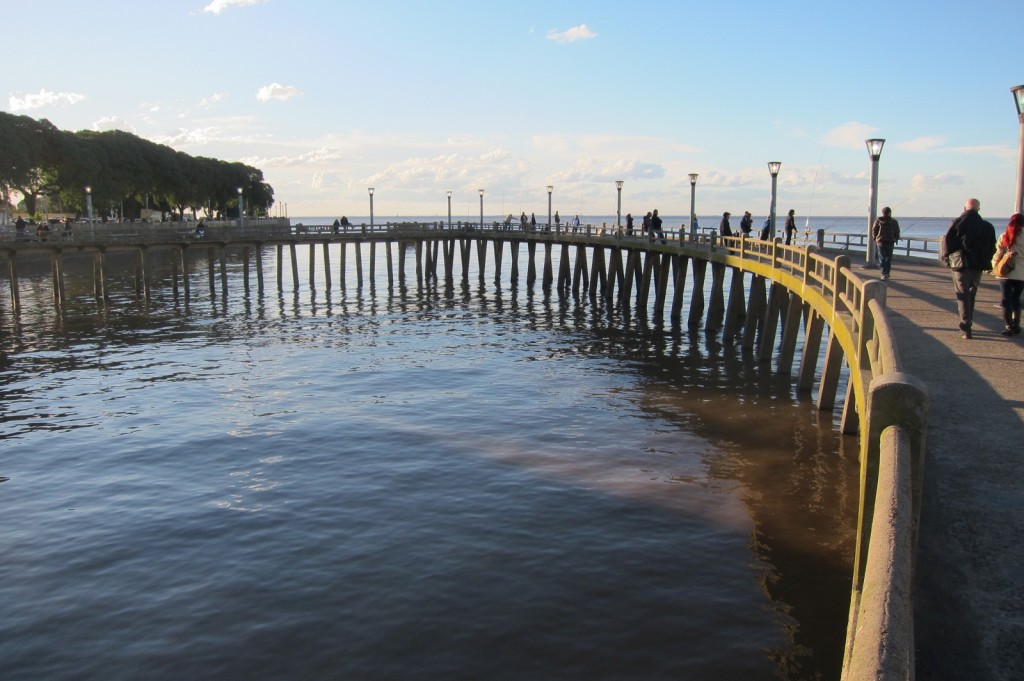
[992,213,1024,336]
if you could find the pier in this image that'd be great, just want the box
[4,219,1014,679]
[876,260,1024,681]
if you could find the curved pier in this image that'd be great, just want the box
[1,220,927,680]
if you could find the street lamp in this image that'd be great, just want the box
[237,187,244,232]
[85,186,94,237]
[446,190,452,229]
[865,139,885,267]
[615,180,624,229]
[768,162,781,239]
[368,187,375,229]
[688,173,698,240]
[478,188,485,230]
[1012,84,1024,214]
[546,185,553,231]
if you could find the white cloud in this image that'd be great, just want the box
[203,0,264,15]
[897,137,945,153]
[93,116,136,133]
[155,127,218,146]
[199,93,226,107]
[910,173,964,193]
[821,122,879,150]
[9,89,85,112]
[256,83,302,102]
[546,24,597,44]
[245,147,352,167]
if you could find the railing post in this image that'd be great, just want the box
[833,255,851,313]
[803,245,816,287]
[859,280,887,367]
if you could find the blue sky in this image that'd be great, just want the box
[6,0,1023,222]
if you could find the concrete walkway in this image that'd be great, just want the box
[871,258,1024,681]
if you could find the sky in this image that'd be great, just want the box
[5,0,1023,223]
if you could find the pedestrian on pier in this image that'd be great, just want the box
[719,212,733,237]
[642,211,652,237]
[649,209,664,243]
[554,211,560,229]
[626,213,634,236]
[784,209,797,245]
[196,221,206,238]
[871,206,901,280]
[530,213,536,232]
[740,211,753,237]
[15,216,26,236]
[992,213,1024,336]
[572,215,581,233]
[941,198,996,339]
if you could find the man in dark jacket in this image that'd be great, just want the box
[941,198,996,339]
[871,206,901,280]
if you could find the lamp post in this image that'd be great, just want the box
[688,173,698,240]
[615,180,623,229]
[478,189,485,230]
[768,162,781,239]
[1012,84,1024,214]
[85,186,94,238]
[546,185,553,232]
[368,187,375,229]
[446,190,452,229]
[865,139,885,267]
[237,187,244,233]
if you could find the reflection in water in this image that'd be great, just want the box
[0,244,857,680]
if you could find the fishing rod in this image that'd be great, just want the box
[806,149,825,230]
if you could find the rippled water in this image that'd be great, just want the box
[0,245,858,680]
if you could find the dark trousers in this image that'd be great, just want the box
[876,242,895,276]
[952,269,983,327]
[1000,278,1024,315]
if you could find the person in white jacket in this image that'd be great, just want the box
[992,212,1024,336]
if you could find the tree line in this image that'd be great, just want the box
[0,111,274,221]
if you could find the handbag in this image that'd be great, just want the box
[940,231,965,270]
[993,249,1016,277]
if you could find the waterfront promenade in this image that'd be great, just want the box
[878,258,1024,681]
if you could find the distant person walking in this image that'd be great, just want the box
[649,209,664,243]
[871,206,901,280]
[530,213,536,232]
[642,211,652,237]
[572,214,581,233]
[719,212,732,237]
[992,213,1024,336]
[739,211,753,237]
[941,198,997,339]
[784,209,797,245]
[625,213,634,236]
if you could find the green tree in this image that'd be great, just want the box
[0,112,62,215]
[1,112,276,221]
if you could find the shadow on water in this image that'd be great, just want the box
[0,247,858,680]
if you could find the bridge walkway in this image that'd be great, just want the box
[878,258,1024,681]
